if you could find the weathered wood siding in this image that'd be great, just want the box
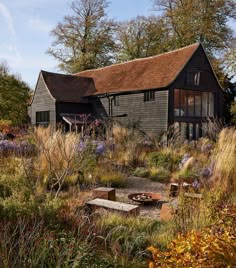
[30,73,56,127]
[94,90,168,136]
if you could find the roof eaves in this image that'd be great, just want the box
[84,86,168,98]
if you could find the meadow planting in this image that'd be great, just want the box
[0,121,235,267]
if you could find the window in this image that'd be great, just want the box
[194,72,200,86]
[174,122,202,140]
[186,71,201,86]
[208,92,214,117]
[188,91,195,116]
[113,96,120,106]
[194,91,201,116]
[36,111,50,127]
[144,90,155,102]
[174,89,214,118]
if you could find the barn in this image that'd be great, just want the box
[28,43,223,139]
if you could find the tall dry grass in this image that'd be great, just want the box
[34,127,82,196]
[212,127,236,193]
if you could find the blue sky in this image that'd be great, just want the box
[0,0,235,89]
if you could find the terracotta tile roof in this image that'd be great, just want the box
[76,43,200,95]
[41,70,95,102]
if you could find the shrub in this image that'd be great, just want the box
[133,167,150,178]
[230,102,236,124]
[149,167,171,183]
[0,119,12,133]
[148,151,171,169]
[148,151,181,172]
[0,183,12,199]
[148,203,236,268]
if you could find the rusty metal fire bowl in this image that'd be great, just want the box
[128,192,162,204]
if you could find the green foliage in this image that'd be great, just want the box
[0,183,12,199]
[0,67,30,125]
[230,101,236,124]
[153,0,235,56]
[175,168,196,182]
[149,167,171,183]
[117,15,168,62]
[133,167,150,178]
[148,151,172,170]
[147,150,182,172]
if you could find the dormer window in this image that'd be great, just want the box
[144,90,155,102]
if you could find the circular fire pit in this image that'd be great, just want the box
[128,192,162,204]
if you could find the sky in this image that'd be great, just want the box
[0,0,235,89]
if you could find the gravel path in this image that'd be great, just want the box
[116,176,170,219]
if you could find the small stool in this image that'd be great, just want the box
[93,187,116,201]
[169,183,179,197]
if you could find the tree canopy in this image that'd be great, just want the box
[0,62,31,125]
[47,0,116,73]
[152,0,236,56]
[48,0,236,85]
[116,16,169,62]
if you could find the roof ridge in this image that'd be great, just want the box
[41,69,93,80]
[76,43,200,75]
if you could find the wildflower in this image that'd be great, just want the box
[96,142,105,155]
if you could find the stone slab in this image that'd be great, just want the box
[86,198,140,216]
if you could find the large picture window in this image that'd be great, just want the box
[174,89,214,118]
[36,111,50,127]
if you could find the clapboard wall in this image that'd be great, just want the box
[94,90,169,136]
[29,73,56,127]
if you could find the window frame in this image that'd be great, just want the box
[174,89,215,118]
[186,70,201,86]
[144,90,155,102]
[36,111,50,127]
[113,95,120,106]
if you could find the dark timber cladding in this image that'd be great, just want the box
[169,44,223,125]
[98,90,168,135]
